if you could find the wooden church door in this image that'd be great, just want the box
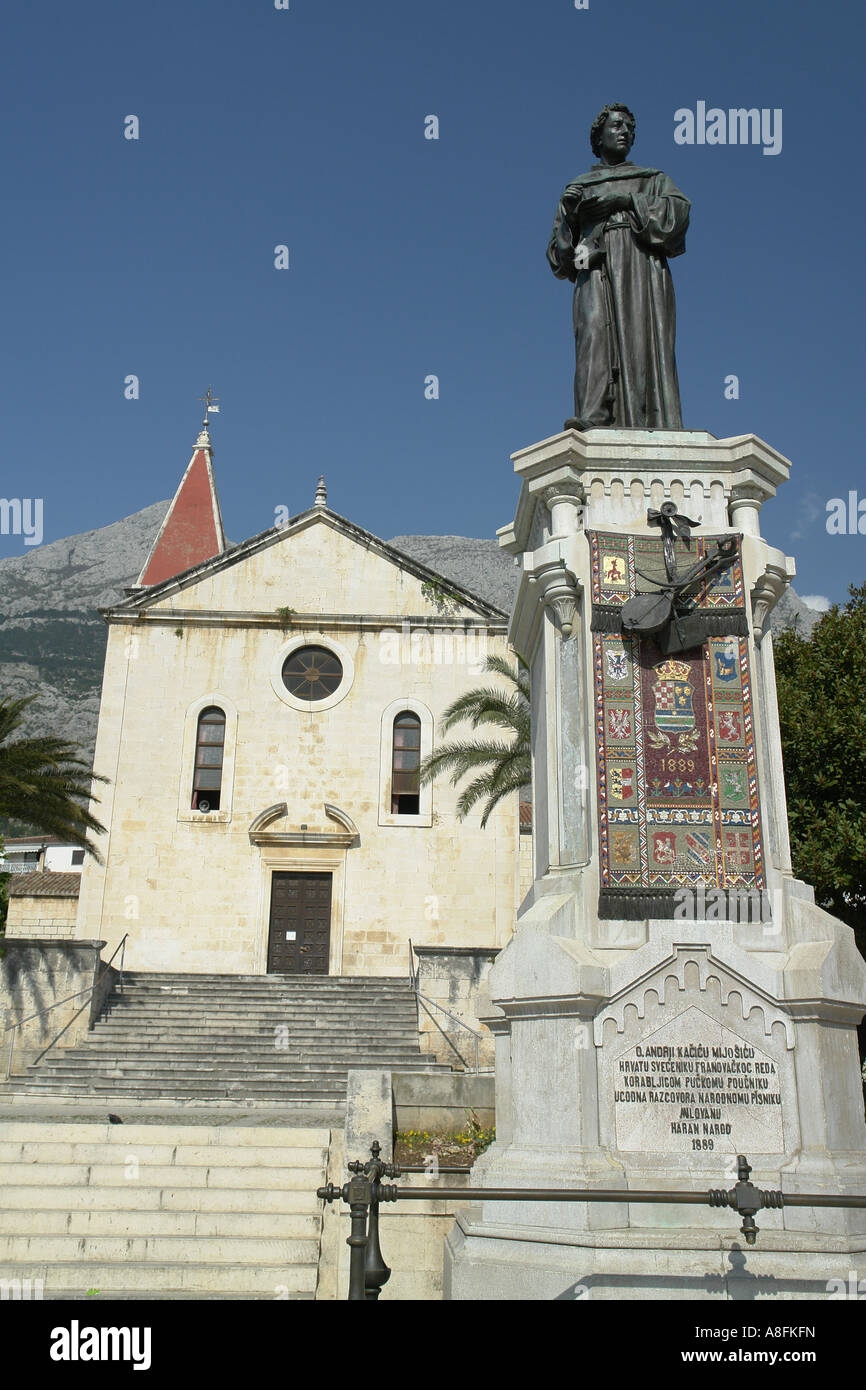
[267,871,332,974]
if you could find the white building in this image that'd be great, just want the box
[1,838,85,874]
[52,424,527,978]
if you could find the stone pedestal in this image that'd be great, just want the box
[444,429,866,1300]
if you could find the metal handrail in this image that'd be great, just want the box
[408,939,485,1073]
[320,1146,866,1300]
[415,995,480,1072]
[408,939,417,990]
[4,934,128,1079]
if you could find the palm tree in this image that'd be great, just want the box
[419,655,530,828]
[0,695,108,862]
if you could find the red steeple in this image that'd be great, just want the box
[138,423,226,586]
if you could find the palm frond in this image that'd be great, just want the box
[420,739,520,784]
[438,687,528,734]
[0,697,108,861]
[421,655,531,825]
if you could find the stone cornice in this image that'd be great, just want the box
[249,828,356,849]
[499,429,791,555]
[103,608,506,633]
[513,428,791,479]
[493,993,607,1021]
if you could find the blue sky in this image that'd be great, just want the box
[0,0,863,606]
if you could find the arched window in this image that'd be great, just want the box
[191,706,226,811]
[391,711,421,815]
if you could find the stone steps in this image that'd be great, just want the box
[13,970,445,1105]
[32,1055,427,1072]
[0,1210,321,1239]
[18,1082,352,1101]
[0,1185,318,1214]
[10,1262,319,1296]
[52,1040,421,1055]
[1,1233,317,1262]
[119,972,409,983]
[95,1021,416,1034]
[29,1050,428,1061]
[0,1120,330,1298]
[105,1000,412,1010]
[0,1138,327,1165]
[99,1004,416,1017]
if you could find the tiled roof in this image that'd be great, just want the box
[139,435,226,586]
[7,872,81,898]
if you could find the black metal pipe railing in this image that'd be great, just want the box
[318,1144,866,1300]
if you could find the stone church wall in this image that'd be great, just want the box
[75,519,520,975]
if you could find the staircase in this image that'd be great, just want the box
[0,1120,330,1298]
[13,973,447,1105]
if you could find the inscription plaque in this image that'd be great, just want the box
[612,1005,785,1155]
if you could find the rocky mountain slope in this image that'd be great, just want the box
[0,502,169,762]
[0,506,821,769]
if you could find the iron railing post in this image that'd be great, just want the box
[319,1142,402,1301]
[364,1186,390,1300]
[349,1140,401,1299]
[345,1171,372,1301]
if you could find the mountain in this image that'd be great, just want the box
[0,502,170,761]
[0,509,821,771]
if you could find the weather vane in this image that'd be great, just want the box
[198,386,220,427]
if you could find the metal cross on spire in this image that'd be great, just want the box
[198,386,220,427]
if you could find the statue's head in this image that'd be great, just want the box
[591,104,636,159]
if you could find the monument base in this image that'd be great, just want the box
[454,426,866,1300]
[445,1213,866,1300]
[441,907,866,1299]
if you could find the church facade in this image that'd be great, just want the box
[73,427,523,977]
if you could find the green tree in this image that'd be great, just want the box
[774,583,866,962]
[419,655,530,827]
[0,695,107,862]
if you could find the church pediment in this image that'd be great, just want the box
[108,508,504,624]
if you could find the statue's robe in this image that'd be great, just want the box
[547,162,690,429]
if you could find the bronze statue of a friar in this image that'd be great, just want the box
[547,104,690,431]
